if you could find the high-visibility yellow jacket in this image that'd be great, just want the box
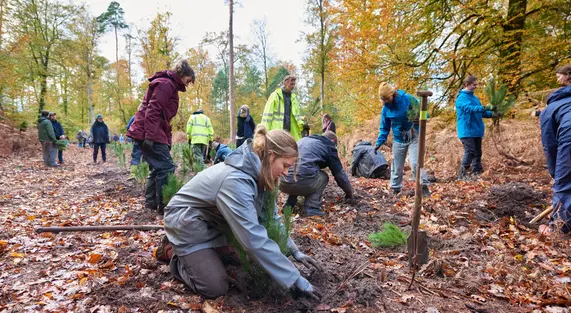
[186,112,214,145]
[261,88,304,141]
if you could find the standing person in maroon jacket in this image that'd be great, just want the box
[127,60,195,214]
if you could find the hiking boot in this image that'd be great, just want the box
[145,203,157,211]
[157,205,165,216]
[392,189,401,196]
[304,207,325,217]
[422,185,431,198]
[153,236,173,264]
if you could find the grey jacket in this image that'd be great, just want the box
[164,140,301,288]
[351,141,388,178]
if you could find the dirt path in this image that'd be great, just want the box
[0,145,569,313]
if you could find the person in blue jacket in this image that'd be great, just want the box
[539,65,571,235]
[49,112,65,164]
[126,115,143,177]
[374,82,430,197]
[211,141,233,164]
[455,76,498,180]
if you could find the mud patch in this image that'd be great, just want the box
[479,182,548,224]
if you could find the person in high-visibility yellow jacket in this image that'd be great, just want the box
[261,75,307,141]
[186,108,214,170]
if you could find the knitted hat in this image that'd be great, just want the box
[378,82,396,99]
[96,114,103,119]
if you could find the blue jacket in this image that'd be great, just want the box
[281,135,352,196]
[375,90,420,146]
[51,120,64,139]
[214,144,233,164]
[540,86,571,232]
[126,116,135,132]
[90,121,110,144]
[455,90,493,138]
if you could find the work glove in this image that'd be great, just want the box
[491,112,502,118]
[484,105,497,112]
[373,144,381,154]
[292,250,323,271]
[142,139,154,152]
[292,276,322,301]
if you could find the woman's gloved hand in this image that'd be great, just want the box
[293,276,322,301]
[292,250,323,271]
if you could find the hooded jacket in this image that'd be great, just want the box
[90,120,109,144]
[127,71,186,145]
[163,141,302,288]
[51,119,64,139]
[455,90,493,138]
[540,85,571,229]
[351,141,389,178]
[37,116,56,142]
[186,111,214,145]
[237,105,256,140]
[375,90,422,146]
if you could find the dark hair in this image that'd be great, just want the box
[174,60,195,83]
[323,113,331,120]
[555,65,571,75]
[463,75,478,86]
[41,110,50,117]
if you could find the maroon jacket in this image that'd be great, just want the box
[127,71,186,145]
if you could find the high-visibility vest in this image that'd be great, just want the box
[261,88,304,141]
[186,113,214,145]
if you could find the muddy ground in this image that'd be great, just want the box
[1,145,570,313]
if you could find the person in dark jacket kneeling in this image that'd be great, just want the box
[155,126,322,300]
[280,131,353,217]
[351,140,389,179]
[212,141,233,164]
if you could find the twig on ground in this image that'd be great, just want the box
[321,260,369,302]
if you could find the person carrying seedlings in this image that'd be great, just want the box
[236,104,256,148]
[49,112,65,164]
[37,110,58,167]
[186,108,214,170]
[126,115,142,179]
[90,114,110,163]
[212,141,233,164]
[127,60,195,214]
[280,131,353,217]
[539,66,571,235]
[155,126,322,300]
[321,113,336,133]
[261,75,309,141]
[455,75,499,180]
[374,82,430,197]
[351,140,389,179]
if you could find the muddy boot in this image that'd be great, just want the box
[153,235,173,264]
[457,166,472,181]
[392,188,401,196]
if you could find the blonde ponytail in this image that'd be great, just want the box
[252,125,298,190]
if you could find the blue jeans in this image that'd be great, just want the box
[130,141,143,165]
[391,137,429,191]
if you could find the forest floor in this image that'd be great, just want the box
[1,121,571,313]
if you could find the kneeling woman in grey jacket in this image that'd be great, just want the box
[159,125,322,300]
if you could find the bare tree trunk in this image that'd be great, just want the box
[319,0,325,113]
[228,0,236,143]
[87,71,94,126]
[499,0,527,96]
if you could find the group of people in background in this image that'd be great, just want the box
[35,58,570,301]
[37,111,65,167]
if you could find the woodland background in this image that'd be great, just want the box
[0,0,570,139]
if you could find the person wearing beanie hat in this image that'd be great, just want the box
[90,114,110,163]
[37,110,58,167]
[374,82,430,197]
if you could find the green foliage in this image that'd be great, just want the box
[406,96,421,122]
[181,144,194,176]
[55,140,69,151]
[135,162,149,186]
[110,142,126,168]
[368,223,408,248]
[161,172,185,205]
[266,67,290,97]
[19,121,28,132]
[485,78,516,116]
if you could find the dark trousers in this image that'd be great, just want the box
[58,150,64,163]
[169,249,229,299]
[236,138,246,148]
[459,137,483,175]
[280,171,330,211]
[142,142,175,209]
[93,143,107,162]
